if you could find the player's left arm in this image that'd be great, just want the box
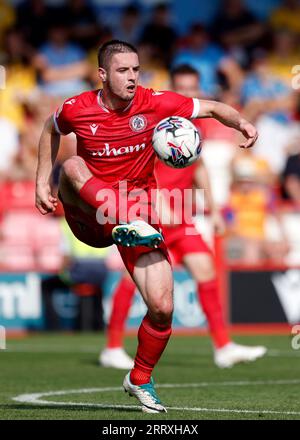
[35,116,60,215]
[194,159,226,235]
[193,99,258,149]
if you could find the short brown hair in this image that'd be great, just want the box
[97,39,138,69]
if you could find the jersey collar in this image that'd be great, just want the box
[97,89,134,113]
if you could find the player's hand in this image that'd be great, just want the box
[238,120,258,149]
[211,210,226,236]
[35,183,58,215]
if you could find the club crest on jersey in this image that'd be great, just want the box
[129,114,147,132]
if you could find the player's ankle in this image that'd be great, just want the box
[130,368,151,385]
[214,340,232,351]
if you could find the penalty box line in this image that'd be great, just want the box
[12,380,300,416]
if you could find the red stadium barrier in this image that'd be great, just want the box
[0,181,35,212]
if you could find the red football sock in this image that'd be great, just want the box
[197,279,230,349]
[79,175,123,223]
[79,176,107,209]
[107,277,136,349]
[130,314,172,385]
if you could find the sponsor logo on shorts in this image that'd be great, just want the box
[129,115,147,132]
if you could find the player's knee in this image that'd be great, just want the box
[196,256,216,282]
[150,295,173,324]
[60,156,91,186]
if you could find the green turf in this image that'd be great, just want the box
[0,333,300,420]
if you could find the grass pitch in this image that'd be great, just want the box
[0,333,300,420]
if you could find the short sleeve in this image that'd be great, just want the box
[53,98,76,135]
[152,91,200,120]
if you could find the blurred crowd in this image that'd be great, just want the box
[1,0,300,270]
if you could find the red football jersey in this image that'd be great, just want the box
[155,159,197,191]
[54,86,200,185]
[154,119,206,225]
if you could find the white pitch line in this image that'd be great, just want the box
[11,398,300,416]
[12,379,300,416]
[267,349,300,357]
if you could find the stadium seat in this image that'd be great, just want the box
[0,181,35,212]
[265,212,300,265]
[0,244,35,271]
[0,209,63,271]
[37,246,63,271]
[1,212,33,245]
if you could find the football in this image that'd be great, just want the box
[152,116,202,168]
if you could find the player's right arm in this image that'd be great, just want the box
[35,115,60,215]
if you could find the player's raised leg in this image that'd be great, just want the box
[60,156,163,248]
[59,156,94,208]
[184,252,267,368]
[123,250,173,413]
[58,156,116,247]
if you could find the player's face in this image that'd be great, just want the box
[102,52,140,101]
[172,73,201,98]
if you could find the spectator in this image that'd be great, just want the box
[231,148,275,187]
[282,147,300,206]
[140,3,177,64]
[113,5,142,46]
[227,151,289,264]
[137,41,170,90]
[34,24,89,98]
[172,23,243,98]
[8,93,75,182]
[16,0,55,49]
[267,29,300,87]
[241,49,294,121]
[211,0,266,68]
[87,28,114,88]
[241,49,297,174]
[17,0,60,49]
[0,28,36,132]
[270,0,300,36]
[0,117,19,180]
[59,0,100,49]
[0,0,15,52]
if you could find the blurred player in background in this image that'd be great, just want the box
[36,40,258,413]
[100,65,267,370]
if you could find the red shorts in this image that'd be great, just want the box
[61,176,170,276]
[162,222,212,266]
